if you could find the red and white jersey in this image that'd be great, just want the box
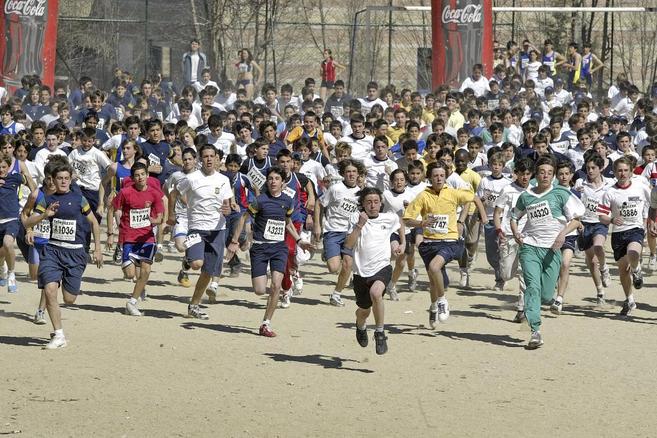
[573,177,614,224]
[597,181,651,232]
[113,185,165,243]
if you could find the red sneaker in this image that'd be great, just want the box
[259,323,277,337]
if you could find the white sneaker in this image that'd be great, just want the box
[7,272,17,293]
[388,286,399,301]
[550,300,563,315]
[329,294,345,307]
[44,334,67,350]
[280,291,291,308]
[125,300,142,316]
[459,270,469,288]
[0,262,7,287]
[292,274,303,296]
[206,282,219,303]
[437,300,450,322]
[596,294,606,306]
[600,265,611,288]
[649,255,657,271]
[34,309,47,325]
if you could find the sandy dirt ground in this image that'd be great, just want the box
[2,241,657,437]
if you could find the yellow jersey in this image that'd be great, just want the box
[403,186,474,240]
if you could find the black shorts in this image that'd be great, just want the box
[320,80,335,89]
[561,235,578,252]
[611,228,645,261]
[353,265,392,309]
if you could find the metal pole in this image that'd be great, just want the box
[264,0,269,83]
[511,0,516,43]
[144,0,149,78]
[610,0,614,86]
[388,0,393,85]
[366,8,372,82]
[348,9,366,93]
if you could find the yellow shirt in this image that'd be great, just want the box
[403,186,474,240]
[456,168,481,214]
[286,126,325,147]
[387,126,405,144]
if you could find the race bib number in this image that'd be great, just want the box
[330,106,344,118]
[487,99,499,110]
[526,201,552,225]
[427,214,449,234]
[184,233,202,249]
[484,190,499,206]
[72,160,88,177]
[263,219,286,241]
[619,204,639,219]
[338,198,359,216]
[97,118,106,130]
[585,198,599,214]
[129,207,151,229]
[148,153,161,167]
[283,186,296,199]
[33,219,51,239]
[247,166,266,190]
[51,218,76,242]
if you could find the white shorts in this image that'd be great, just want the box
[173,215,188,238]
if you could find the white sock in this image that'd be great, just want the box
[628,294,635,304]
[332,291,340,297]
[430,300,438,311]
[129,297,138,305]
[555,296,563,304]
[262,319,270,326]
[596,285,604,294]
[375,326,384,333]
[438,297,447,304]
[54,329,64,337]
[357,324,366,331]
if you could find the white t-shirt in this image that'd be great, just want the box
[338,134,373,162]
[348,212,400,277]
[320,181,361,232]
[574,177,614,224]
[208,132,236,156]
[165,170,190,217]
[190,53,200,82]
[477,175,512,220]
[363,155,397,191]
[34,147,67,185]
[382,188,417,235]
[598,181,651,232]
[68,147,112,190]
[177,169,233,231]
[299,159,326,190]
[495,182,527,236]
[459,76,490,97]
[101,134,146,152]
[358,97,388,115]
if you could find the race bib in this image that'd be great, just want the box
[526,201,552,225]
[330,106,344,118]
[51,218,76,242]
[263,219,285,241]
[72,160,88,177]
[283,186,296,199]
[129,207,151,229]
[338,198,359,216]
[487,99,499,110]
[585,198,599,214]
[148,153,161,167]
[427,214,449,234]
[33,219,50,240]
[247,166,266,190]
[184,233,202,249]
[97,118,106,130]
[619,204,639,219]
[484,190,499,206]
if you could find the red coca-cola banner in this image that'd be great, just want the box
[431,0,493,90]
[0,0,59,93]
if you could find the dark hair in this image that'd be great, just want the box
[534,155,557,172]
[198,144,217,156]
[358,186,383,205]
[130,161,148,177]
[266,165,287,181]
[514,157,534,174]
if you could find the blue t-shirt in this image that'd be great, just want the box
[248,192,294,242]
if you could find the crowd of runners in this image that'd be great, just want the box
[2,37,657,354]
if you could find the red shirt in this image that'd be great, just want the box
[321,59,336,82]
[112,184,164,243]
[122,176,164,197]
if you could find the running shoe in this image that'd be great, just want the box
[280,291,291,309]
[44,334,67,350]
[292,273,303,295]
[649,255,657,271]
[437,300,450,322]
[186,304,209,320]
[429,307,438,329]
[550,300,563,315]
[356,327,368,347]
[259,323,276,337]
[329,294,345,307]
[596,294,606,306]
[512,310,526,323]
[494,280,505,292]
[388,286,399,301]
[527,331,543,349]
[177,270,191,287]
[620,299,637,316]
[408,268,418,292]
[374,331,388,355]
[229,265,241,278]
[125,300,142,316]
[459,269,469,288]
[0,262,7,287]
[7,273,17,293]
[632,268,643,289]
[33,309,47,325]
[600,265,611,288]
[154,245,164,263]
[206,282,219,303]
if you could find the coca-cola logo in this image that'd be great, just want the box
[442,4,482,25]
[4,0,47,17]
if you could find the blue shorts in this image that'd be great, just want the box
[37,245,88,294]
[122,242,157,267]
[418,240,464,268]
[322,231,354,260]
[579,222,609,251]
[81,188,101,223]
[392,228,417,255]
[561,235,578,252]
[250,241,288,278]
[0,219,19,242]
[185,229,226,276]
[611,228,645,261]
